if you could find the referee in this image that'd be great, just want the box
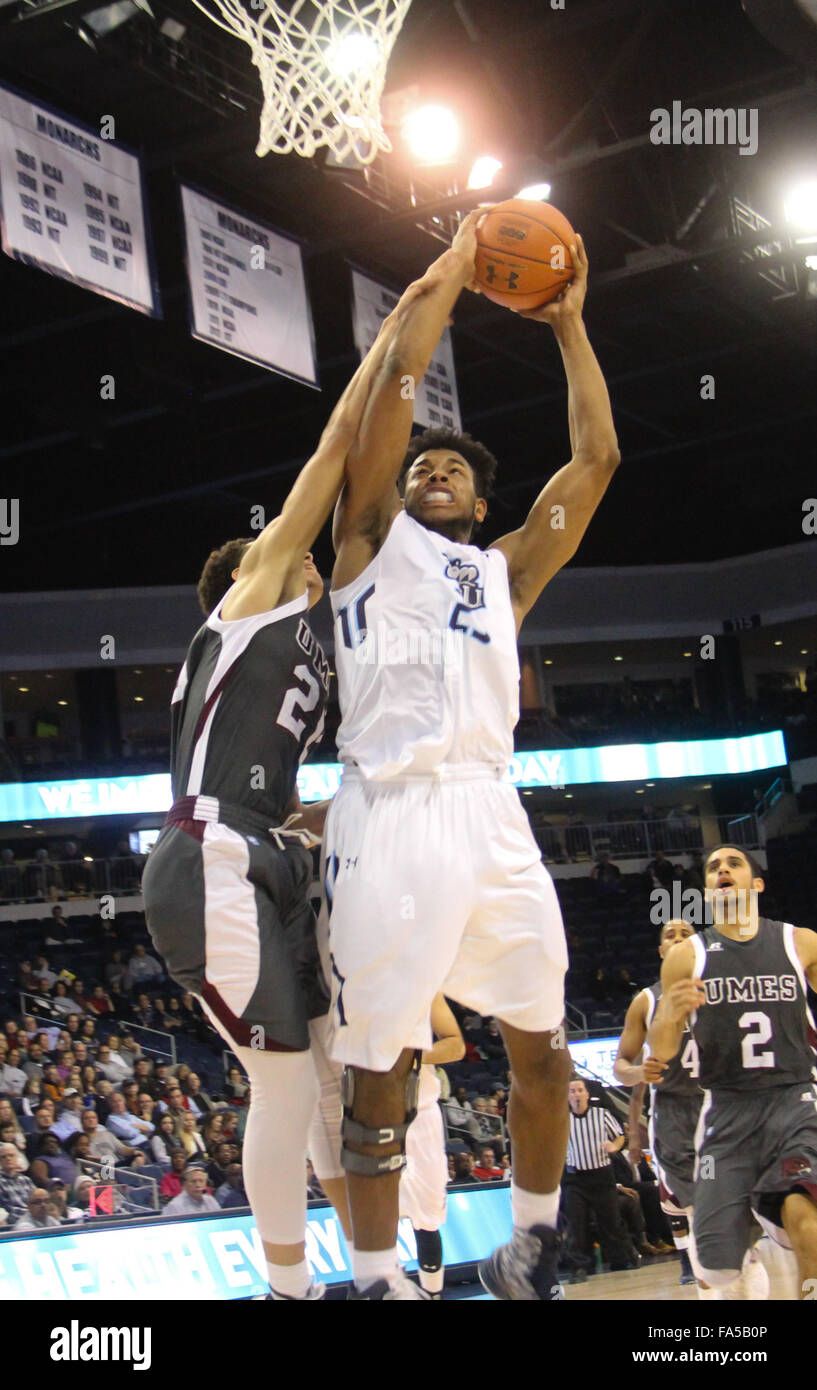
[564,1077,635,1282]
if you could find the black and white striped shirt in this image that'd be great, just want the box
[567,1103,623,1172]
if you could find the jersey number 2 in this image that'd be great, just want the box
[739,1011,774,1069]
[277,665,325,760]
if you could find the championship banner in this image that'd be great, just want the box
[180,184,317,384]
[350,266,462,431]
[0,83,159,315]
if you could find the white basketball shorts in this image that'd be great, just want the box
[323,768,567,1071]
[400,1068,448,1231]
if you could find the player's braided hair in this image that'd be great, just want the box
[399,426,498,500]
[196,537,253,617]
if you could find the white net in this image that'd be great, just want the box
[192,0,413,163]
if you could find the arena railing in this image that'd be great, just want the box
[16,994,176,1064]
[0,854,143,904]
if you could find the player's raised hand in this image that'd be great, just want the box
[514,232,589,324]
[665,978,706,1022]
[643,1055,669,1085]
[452,206,493,293]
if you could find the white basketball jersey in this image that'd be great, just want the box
[331,510,519,779]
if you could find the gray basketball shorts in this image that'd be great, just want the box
[693,1082,817,1272]
[650,1090,701,1213]
[142,814,329,1052]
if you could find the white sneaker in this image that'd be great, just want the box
[724,1253,770,1301]
[265,1281,326,1301]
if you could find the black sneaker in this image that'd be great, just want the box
[479,1226,564,1301]
[348,1271,430,1300]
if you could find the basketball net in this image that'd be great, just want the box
[191,0,413,163]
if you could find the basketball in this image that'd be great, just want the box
[474,199,576,310]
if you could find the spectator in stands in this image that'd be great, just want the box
[645,848,674,891]
[159,1150,189,1203]
[29,1133,78,1189]
[0,1046,27,1098]
[104,951,127,999]
[137,1093,160,1129]
[55,1048,76,1083]
[178,992,206,1040]
[162,1166,220,1217]
[45,1177,83,1224]
[80,1018,96,1045]
[132,993,156,1029]
[32,956,57,991]
[201,1112,225,1151]
[591,851,623,896]
[473,1146,504,1181]
[173,1063,192,1090]
[124,945,164,992]
[60,841,93,897]
[164,997,185,1032]
[42,1064,65,1105]
[164,1085,188,1123]
[24,1105,54,1162]
[81,1108,142,1168]
[222,1066,249,1106]
[71,981,91,1012]
[96,1037,133,1084]
[589,967,612,1005]
[478,1017,507,1065]
[0,1123,28,1172]
[28,848,62,901]
[443,1086,479,1142]
[151,998,173,1031]
[72,1040,89,1068]
[0,1144,34,1224]
[106,1092,154,1149]
[207,1141,234,1190]
[44,905,70,946]
[612,967,638,1001]
[471,1096,502,1142]
[87,984,114,1017]
[183,1073,215,1118]
[50,981,78,1020]
[215,1163,248,1210]
[177,1112,207,1161]
[14,1186,60,1231]
[121,1080,141,1115]
[150,1113,182,1167]
[220,1110,242,1145]
[50,1089,84,1143]
[0,846,22,900]
[451,1152,480,1185]
[79,1065,99,1104]
[132,1058,155,1091]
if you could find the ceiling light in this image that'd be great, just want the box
[784,179,817,232]
[57,700,68,707]
[517,182,552,201]
[134,696,144,703]
[773,640,783,647]
[801,649,808,655]
[18,687,29,693]
[327,30,380,79]
[402,105,460,164]
[544,659,554,667]
[467,155,503,190]
[635,788,645,795]
[613,655,624,662]
[22,824,32,830]
[683,651,693,658]
[564,793,573,799]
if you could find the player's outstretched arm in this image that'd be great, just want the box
[614,992,649,1088]
[422,994,466,1066]
[649,941,704,1065]
[332,212,483,585]
[228,304,409,620]
[490,236,620,627]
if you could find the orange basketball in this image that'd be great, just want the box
[474,199,575,310]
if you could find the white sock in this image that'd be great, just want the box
[673,1234,690,1251]
[352,1247,398,1292]
[267,1259,311,1299]
[512,1183,560,1232]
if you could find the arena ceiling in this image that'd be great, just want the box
[1,0,816,594]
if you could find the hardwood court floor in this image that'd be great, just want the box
[564,1242,796,1300]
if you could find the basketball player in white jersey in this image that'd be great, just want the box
[399,994,465,1298]
[143,280,435,1302]
[323,214,621,1299]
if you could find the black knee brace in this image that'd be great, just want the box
[415,1227,443,1273]
[340,1051,421,1177]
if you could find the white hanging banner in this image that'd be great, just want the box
[180,184,317,384]
[0,82,159,315]
[350,266,462,431]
